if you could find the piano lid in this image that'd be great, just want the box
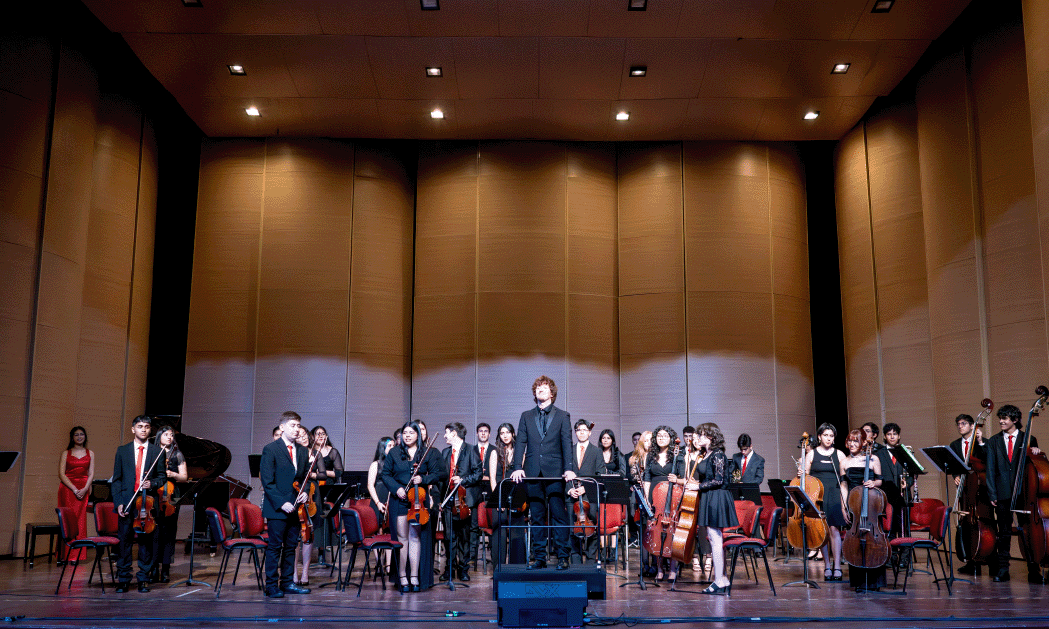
[172,432,231,480]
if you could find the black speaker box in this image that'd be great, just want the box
[496,580,587,627]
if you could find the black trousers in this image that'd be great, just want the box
[994,503,1039,576]
[265,517,300,594]
[443,508,471,574]
[527,477,570,561]
[154,508,179,566]
[117,515,156,584]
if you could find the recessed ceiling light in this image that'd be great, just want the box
[803,111,820,120]
[616,111,630,121]
[421,0,439,9]
[430,109,445,119]
[629,66,647,77]
[245,106,260,117]
[871,0,893,12]
[831,63,850,74]
[228,64,246,76]
[425,66,442,77]
[182,0,203,6]
[628,0,647,10]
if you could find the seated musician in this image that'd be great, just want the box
[567,419,601,564]
[440,422,481,582]
[731,433,765,485]
[112,415,167,593]
[985,404,1043,584]
[950,413,987,576]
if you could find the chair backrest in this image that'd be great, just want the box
[55,507,76,545]
[731,500,757,535]
[910,498,945,530]
[881,502,893,533]
[477,501,491,529]
[340,507,365,545]
[758,498,778,538]
[237,502,266,538]
[763,507,784,545]
[747,506,764,538]
[930,505,951,544]
[227,498,252,533]
[600,503,626,527]
[356,503,380,537]
[95,501,119,536]
[205,507,228,544]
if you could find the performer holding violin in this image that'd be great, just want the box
[112,415,166,593]
[260,412,312,598]
[152,425,187,584]
[985,403,1043,583]
[382,420,446,593]
[567,419,601,564]
[803,423,848,582]
[439,422,482,582]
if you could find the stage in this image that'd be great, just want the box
[4,545,1048,629]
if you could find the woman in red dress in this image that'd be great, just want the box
[57,426,95,564]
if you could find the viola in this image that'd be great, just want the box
[293,479,318,543]
[1011,386,1049,567]
[955,398,996,564]
[643,439,683,559]
[451,482,471,520]
[842,443,890,569]
[572,480,597,537]
[787,432,827,551]
[405,434,438,527]
[133,494,156,534]
[670,446,705,563]
[157,480,177,517]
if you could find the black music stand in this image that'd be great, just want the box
[729,482,762,505]
[621,483,655,591]
[921,445,970,586]
[439,483,470,592]
[767,479,791,561]
[783,485,822,589]
[317,483,357,589]
[890,445,927,534]
[492,478,529,568]
[598,476,631,575]
[170,477,216,588]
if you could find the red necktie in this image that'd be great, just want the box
[288,444,295,467]
[741,456,748,477]
[450,447,457,478]
[1008,435,1014,462]
[963,440,968,459]
[578,445,585,468]
[891,454,897,465]
[134,444,144,494]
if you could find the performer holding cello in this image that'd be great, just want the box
[112,415,167,593]
[949,409,992,576]
[841,430,888,592]
[261,411,311,598]
[803,423,848,582]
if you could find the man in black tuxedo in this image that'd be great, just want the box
[730,433,765,485]
[949,413,989,575]
[510,375,576,570]
[567,419,601,564]
[112,415,167,593]
[469,423,497,571]
[881,423,908,538]
[986,404,1043,583]
[440,422,483,582]
[260,411,311,598]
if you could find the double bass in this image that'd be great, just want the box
[670,444,705,563]
[954,398,996,564]
[842,443,890,570]
[786,432,827,551]
[1011,385,1049,568]
[644,439,684,559]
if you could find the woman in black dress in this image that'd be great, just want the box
[644,426,683,581]
[490,422,527,565]
[153,426,187,583]
[367,436,394,526]
[629,431,653,576]
[310,425,342,563]
[842,429,886,592]
[804,423,848,581]
[690,423,738,594]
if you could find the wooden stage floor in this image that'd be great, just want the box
[3,545,1048,629]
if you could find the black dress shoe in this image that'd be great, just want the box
[1028,573,1045,584]
[282,583,311,594]
[993,571,1010,582]
[137,582,150,593]
[556,558,570,570]
[438,572,450,581]
[958,562,977,575]
[266,589,285,598]
[115,582,130,593]
[527,559,547,570]
[459,571,470,582]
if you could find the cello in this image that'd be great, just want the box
[643,439,684,559]
[1011,385,1049,568]
[954,398,996,564]
[786,432,827,551]
[670,443,705,564]
[842,442,890,570]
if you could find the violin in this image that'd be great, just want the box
[954,398,996,564]
[670,444,705,563]
[842,443,890,569]
[157,448,177,518]
[406,435,438,527]
[787,432,827,551]
[124,442,164,535]
[1011,386,1049,567]
[295,444,322,544]
[643,439,684,559]
[572,479,597,537]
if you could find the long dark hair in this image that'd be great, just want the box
[373,436,393,464]
[399,421,425,460]
[599,429,621,471]
[495,422,516,469]
[647,425,677,465]
[66,426,87,451]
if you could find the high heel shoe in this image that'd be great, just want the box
[701,583,728,595]
[410,577,421,593]
[399,577,410,594]
[824,568,833,582]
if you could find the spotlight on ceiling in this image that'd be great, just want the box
[616,111,630,121]
[831,63,850,74]
[425,67,443,77]
[245,106,260,117]
[182,0,203,6]
[421,0,439,9]
[431,109,445,119]
[871,0,894,12]
[803,111,820,120]
[628,0,647,10]
[629,66,647,77]
[228,64,246,76]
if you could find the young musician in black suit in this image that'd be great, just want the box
[510,375,576,570]
[260,411,311,598]
[881,423,908,537]
[111,415,167,593]
[439,421,482,582]
[730,433,765,484]
[985,404,1043,583]
[949,413,988,575]
[567,420,601,564]
[469,423,497,570]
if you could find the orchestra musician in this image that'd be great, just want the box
[112,415,166,593]
[689,423,738,595]
[309,425,341,564]
[949,413,987,575]
[804,423,847,582]
[731,433,765,485]
[510,376,576,571]
[152,425,187,584]
[469,423,497,571]
[879,423,907,538]
[415,420,445,584]
[842,429,885,592]
[490,422,527,565]
[367,437,394,527]
[567,419,601,564]
[596,429,626,563]
[985,404,1043,584]
[260,412,311,598]
[293,426,324,586]
[439,422,482,582]
[629,430,653,577]
[644,425,683,581]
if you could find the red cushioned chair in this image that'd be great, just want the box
[598,503,627,570]
[889,504,952,595]
[93,501,120,579]
[335,507,401,596]
[724,506,783,597]
[476,502,495,574]
[54,506,119,594]
[205,507,266,597]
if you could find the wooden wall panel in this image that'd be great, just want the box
[1024,0,1049,365]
